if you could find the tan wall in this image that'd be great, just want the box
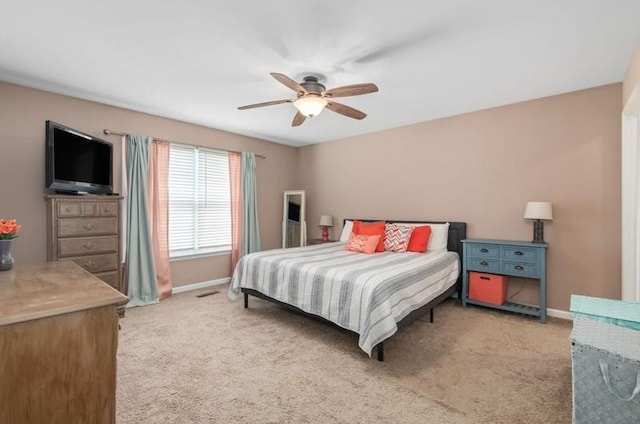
[298,83,622,311]
[0,82,298,287]
[623,43,640,105]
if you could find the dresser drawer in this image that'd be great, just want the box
[69,254,118,274]
[467,257,501,273]
[57,202,118,217]
[98,202,118,216]
[58,203,82,217]
[502,246,536,262]
[58,217,118,237]
[468,244,500,258]
[95,271,120,289]
[82,203,99,216]
[502,261,539,278]
[58,236,118,257]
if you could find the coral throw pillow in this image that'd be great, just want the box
[407,225,432,253]
[384,224,413,253]
[352,220,386,252]
[345,233,380,254]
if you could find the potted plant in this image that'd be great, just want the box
[0,219,21,271]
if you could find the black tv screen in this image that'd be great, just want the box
[46,121,113,194]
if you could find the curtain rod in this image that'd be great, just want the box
[102,129,266,159]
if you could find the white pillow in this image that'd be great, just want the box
[339,220,353,242]
[426,222,450,252]
[394,222,450,252]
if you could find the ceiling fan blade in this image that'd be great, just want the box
[292,111,306,127]
[326,102,367,120]
[270,73,307,94]
[238,99,291,110]
[323,83,379,98]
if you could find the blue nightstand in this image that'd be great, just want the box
[461,239,548,323]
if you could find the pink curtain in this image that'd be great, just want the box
[120,136,128,294]
[148,140,173,300]
[229,152,242,272]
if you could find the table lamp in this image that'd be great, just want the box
[319,215,333,241]
[524,202,553,243]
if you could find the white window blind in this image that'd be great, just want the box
[168,143,231,258]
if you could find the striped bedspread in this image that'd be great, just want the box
[228,242,460,356]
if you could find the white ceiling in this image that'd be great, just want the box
[2,1,640,147]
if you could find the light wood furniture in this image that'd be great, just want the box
[0,261,128,424]
[46,195,123,292]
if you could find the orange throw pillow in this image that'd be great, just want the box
[352,220,386,252]
[345,233,380,254]
[407,225,432,253]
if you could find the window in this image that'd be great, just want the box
[168,143,231,258]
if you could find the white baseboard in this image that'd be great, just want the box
[547,308,572,320]
[172,277,230,295]
[171,280,574,320]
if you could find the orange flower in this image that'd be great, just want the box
[0,219,21,240]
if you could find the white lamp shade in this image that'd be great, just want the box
[319,215,333,227]
[524,202,553,220]
[294,96,327,117]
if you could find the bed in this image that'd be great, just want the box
[228,220,467,361]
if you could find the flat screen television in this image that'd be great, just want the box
[45,120,113,195]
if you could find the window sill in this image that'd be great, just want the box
[170,249,231,262]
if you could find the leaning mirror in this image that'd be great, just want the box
[282,190,306,248]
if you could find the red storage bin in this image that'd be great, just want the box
[469,272,507,305]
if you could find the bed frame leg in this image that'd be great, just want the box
[430,308,434,323]
[377,343,384,361]
[244,292,249,309]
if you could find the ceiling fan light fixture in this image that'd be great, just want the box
[294,96,328,117]
[238,72,377,126]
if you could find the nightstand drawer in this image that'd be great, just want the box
[467,257,501,273]
[469,244,500,258]
[502,261,538,278]
[502,246,536,262]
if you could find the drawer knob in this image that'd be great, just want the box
[84,223,94,230]
[480,261,489,266]
[480,248,488,253]
[514,251,523,256]
[515,265,524,271]
[83,242,95,250]
[85,261,96,268]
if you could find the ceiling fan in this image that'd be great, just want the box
[238,73,378,127]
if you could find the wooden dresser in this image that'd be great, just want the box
[46,195,123,292]
[0,261,128,424]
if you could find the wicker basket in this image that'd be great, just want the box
[570,295,640,424]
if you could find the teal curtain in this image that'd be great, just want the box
[241,152,261,255]
[125,135,159,307]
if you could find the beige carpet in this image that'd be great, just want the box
[116,286,573,423]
